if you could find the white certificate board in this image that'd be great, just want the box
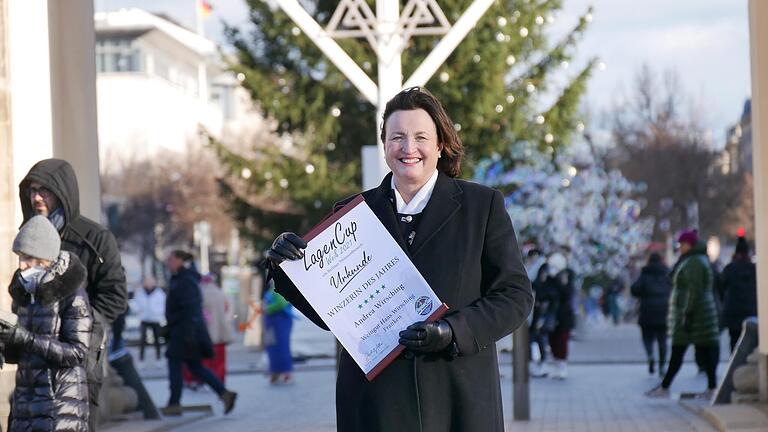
[279,195,447,380]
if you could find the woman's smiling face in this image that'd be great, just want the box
[383,109,441,188]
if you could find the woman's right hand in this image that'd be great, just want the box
[266,232,307,266]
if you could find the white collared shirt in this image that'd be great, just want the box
[391,170,439,215]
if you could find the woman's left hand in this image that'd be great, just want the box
[0,320,33,347]
[399,320,453,353]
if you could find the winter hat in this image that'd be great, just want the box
[735,236,750,255]
[13,215,61,262]
[677,229,699,246]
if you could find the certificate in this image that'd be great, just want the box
[279,195,448,380]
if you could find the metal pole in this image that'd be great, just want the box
[273,0,378,104]
[374,0,402,183]
[403,0,495,88]
[512,325,530,420]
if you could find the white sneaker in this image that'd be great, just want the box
[645,386,670,398]
[530,362,548,378]
[552,361,568,380]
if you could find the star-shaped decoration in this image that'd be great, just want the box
[376,290,380,295]
[364,299,368,304]
[358,304,363,309]
[369,294,374,299]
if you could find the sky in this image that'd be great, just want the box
[94,0,752,146]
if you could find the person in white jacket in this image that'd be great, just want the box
[132,276,166,364]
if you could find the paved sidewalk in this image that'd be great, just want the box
[121,362,718,432]
[115,321,728,431]
[506,364,717,432]
[129,320,731,379]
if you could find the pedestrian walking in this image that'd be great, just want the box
[263,281,294,384]
[529,264,555,377]
[604,277,623,325]
[549,266,576,380]
[19,159,128,431]
[133,276,166,365]
[161,250,237,416]
[1,216,92,431]
[630,252,671,376]
[646,230,719,398]
[200,273,233,383]
[720,235,757,351]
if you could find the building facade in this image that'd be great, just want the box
[724,99,754,175]
[94,9,244,166]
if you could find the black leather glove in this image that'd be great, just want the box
[265,232,307,267]
[0,320,33,347]
[399,320,454,353]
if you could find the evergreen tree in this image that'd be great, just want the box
[212,0,596,249]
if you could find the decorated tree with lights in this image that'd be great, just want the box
[477,142,654,278]
[212,0,597,249]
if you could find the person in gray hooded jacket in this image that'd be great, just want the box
[1,215,93,432]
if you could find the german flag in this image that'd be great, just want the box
[198,0,212,19]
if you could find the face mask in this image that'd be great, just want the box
[19,266,48,292]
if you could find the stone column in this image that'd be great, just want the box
[748,0,768,403]
[46,0,102,221]
[5,0,123,425]
[0,0,17,426]
[8,0,101,225]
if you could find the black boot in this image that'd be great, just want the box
[648,359,655,375]
[221,390,238,415]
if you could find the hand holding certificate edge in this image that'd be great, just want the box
[272,195,450,381]
[266,232,307,266]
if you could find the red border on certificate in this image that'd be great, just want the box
[364,302,449,382]
[302,194,365,243]
[289,194,448,381]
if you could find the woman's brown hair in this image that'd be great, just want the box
[380,87,463,177]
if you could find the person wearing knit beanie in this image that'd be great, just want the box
[677,229,699,247]
[734,236,750,257]
[12,215,61,263]
[3,214,93,431]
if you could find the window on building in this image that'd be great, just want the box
[96,37,140,73]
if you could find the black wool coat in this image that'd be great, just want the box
[272,172,533,432]
[630,263,672,327]
[6,254,92,432]
[553,271,576,332]
[720,258,758,330]
[165,266,214,361]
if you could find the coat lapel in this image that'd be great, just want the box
[410,172,462,256]
[366,173,411,255]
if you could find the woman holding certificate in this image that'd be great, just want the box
[267,87,533,432]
